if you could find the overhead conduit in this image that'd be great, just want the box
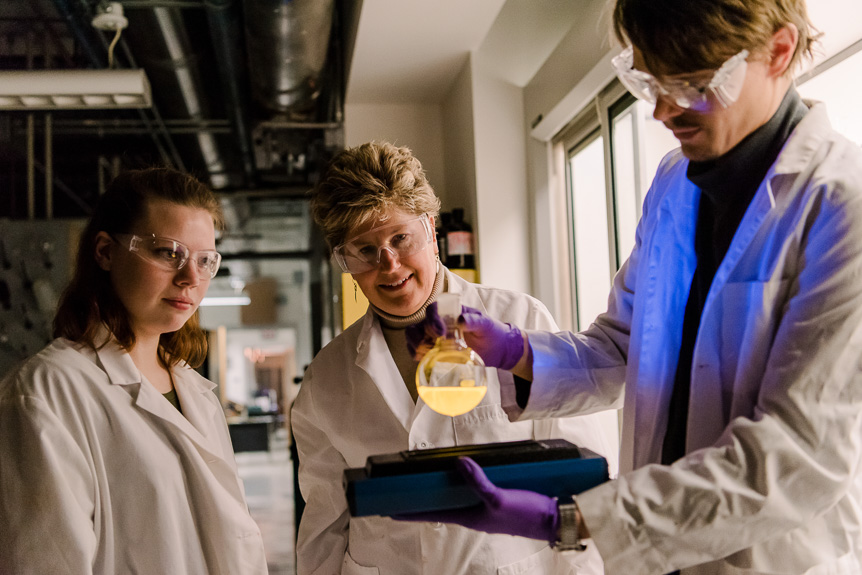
[243,0,335,117]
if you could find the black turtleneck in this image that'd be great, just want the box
[660,88,809,465]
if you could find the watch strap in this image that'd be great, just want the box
[555,495,587,552]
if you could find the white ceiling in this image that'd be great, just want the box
[345,0,582,105]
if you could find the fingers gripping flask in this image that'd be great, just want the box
[416,293,487,417]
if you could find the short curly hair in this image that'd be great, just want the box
[312,141,441,248]
[612,0,820,75]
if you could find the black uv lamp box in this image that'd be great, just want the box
[344,438,609,517]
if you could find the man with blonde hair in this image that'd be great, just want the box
[404,0,862,573]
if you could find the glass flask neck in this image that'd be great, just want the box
[440,316,468,349]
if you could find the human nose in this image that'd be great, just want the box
[174,258,202,286]
[653,93,685,123]
[377,246,400,272]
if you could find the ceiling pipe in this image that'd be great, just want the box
[49,0,185,171]
[243,0,335,117]
[46,0,106,68]
[204,0,256,185]
[50,0,237,187]
[121,5,238,187]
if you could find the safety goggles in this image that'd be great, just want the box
[612,46,749,112]
[333,214,434,274]
[112,233,222,279]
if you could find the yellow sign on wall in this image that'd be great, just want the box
[341,273,369,330]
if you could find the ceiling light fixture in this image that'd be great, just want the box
[0,69,152,110]
[0,2,152,111]
[199,295,252,307]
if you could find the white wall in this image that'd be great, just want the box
[522,0,611,316]
[441,60,478,228]
[470,53,531,293]
[344,102,448,200]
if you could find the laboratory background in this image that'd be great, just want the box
[1,0,861,572]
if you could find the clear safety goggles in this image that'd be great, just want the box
[612,46,749,112]
[112,233,222,279]
[333,214,434,274]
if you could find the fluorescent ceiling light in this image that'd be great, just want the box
[199,295,251,307]
[0,69,152,110]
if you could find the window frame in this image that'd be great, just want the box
[553,79,634,329]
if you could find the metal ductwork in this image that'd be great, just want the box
[49,0,248,189]
[204,0,256,184]
[243,0,335,118]
[121,6,239,188]
[38,0,342,195]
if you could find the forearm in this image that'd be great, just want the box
[510,331,533,381]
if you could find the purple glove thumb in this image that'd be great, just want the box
[458,306,525,370]
[393,457,559,544]
[406,302,525,371]
[406,301,447,360]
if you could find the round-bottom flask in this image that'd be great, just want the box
[416,293,486,417]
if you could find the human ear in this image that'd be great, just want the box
[94,232,114,271]
[769,24,799,78]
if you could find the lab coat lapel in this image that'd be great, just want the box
[704,102,829,314]
[171,369,223,452]
[355,310,416,432]
[633,172,699,466]
[96,341,228,465]
[703,182,775,315]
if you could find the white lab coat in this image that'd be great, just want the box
[513,103,862,574]
[0,336,267,574]
[292,269,619,575]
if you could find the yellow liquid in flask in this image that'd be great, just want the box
[417,383,487,417]
[415,293,487,417]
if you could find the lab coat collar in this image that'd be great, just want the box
[702,101,831,315]
[355,310,416,431]
[767,101,831,198]
[95,332,226,464]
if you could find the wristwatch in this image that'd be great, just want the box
[554,495,587,552]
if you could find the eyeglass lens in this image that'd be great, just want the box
[120,235,221,278]
[336,216,431,273]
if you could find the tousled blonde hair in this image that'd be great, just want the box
[312,142,441,248]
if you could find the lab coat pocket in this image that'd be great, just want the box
[453,403,533,445]
[716,278,790,357]
[714,279,790,405]
[342,550,380,575]
[233,529,268,574]
[497,544,577,575]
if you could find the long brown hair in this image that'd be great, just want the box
[53,167,224,368]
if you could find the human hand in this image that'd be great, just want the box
[406,302,525,370]
[393,457,559,544]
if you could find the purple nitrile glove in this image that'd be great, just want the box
[406,301,447,359]
[393,457,560,544]
[406,302,525,370]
